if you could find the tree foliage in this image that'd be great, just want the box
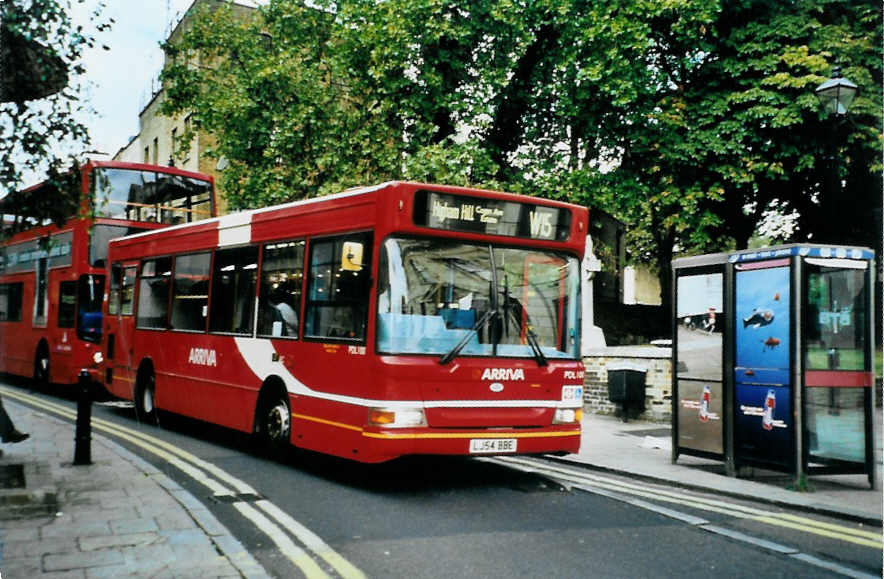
[161,0,882,305]
[0,0,111,225]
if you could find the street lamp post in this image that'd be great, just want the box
[813,66,859,244]
[814,65,859,117]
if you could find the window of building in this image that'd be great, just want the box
[152,137,158,165]
[210,246,258,335]
[305,233,372,342]
[171,253,210,332]
[258,240,304,338]
[170,127,178,166]
[0,282,23,322]
[136,257,172,329]
[183,115,193,162]
[58,281,77,328]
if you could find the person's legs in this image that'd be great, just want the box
[0,397,13,438]
[0,396,29,443]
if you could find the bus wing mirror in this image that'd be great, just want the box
[341,241,364,272]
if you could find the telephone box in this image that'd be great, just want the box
[672,245,876,488]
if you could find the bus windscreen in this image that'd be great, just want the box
[377,237,580,360]
[91,167,213,224]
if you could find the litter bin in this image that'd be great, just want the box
[607,363,647,422]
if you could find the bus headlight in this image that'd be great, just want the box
[553,408,582,424]
[367,407,427,428]
[93,351,104,365]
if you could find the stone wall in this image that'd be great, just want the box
[583,346,672,422]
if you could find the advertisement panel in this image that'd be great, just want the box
[734,262,792,468]
[676,272,724,455]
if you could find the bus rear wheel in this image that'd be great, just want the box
[256,392,291,451]
[134,371,157,425]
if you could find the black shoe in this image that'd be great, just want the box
[2,430,29,443]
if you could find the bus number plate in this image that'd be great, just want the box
[469,438,517,454]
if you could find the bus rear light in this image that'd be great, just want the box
[367,408,426,428]
[553,408,582,424]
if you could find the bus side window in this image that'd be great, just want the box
[121,267,136,316]
[0,283,23,321]
[257,240,304,338]
[171,253,211,332]
[210,246,258,335]
[136,257,172,329]
[58,281,77,328]
[305,232,372,342]
[109,264,121,316]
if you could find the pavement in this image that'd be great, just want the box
[560,409,883,525]
[0,398,268,578]
[0,397,880,578]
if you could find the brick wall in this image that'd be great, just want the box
[583,346,672,422]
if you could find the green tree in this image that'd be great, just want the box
[509,0,881,307]
[0,0,111,226]
[161,0,882,310]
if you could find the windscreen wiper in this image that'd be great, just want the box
[503,306,548,367]
[523,323,549,367]
[439,309,496,365]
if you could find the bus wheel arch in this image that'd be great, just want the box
[134,359,158,424]
[254,376,291,450]
[33,340,50,386]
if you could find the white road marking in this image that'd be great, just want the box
[1,386,364,579]
[489,456,882,578]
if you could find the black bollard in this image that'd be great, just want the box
[73,369,92,465]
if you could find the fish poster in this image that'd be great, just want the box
[735,265,790,371]
[734,263,792,467]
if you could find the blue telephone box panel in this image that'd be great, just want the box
[734,263,792,468]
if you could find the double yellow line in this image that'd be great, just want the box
[1,385,364,579]
[494,455,883,550]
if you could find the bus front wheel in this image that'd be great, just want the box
[134,369,158,425]
[33,343,50,387]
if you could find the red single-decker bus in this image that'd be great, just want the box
[103,182,587,462]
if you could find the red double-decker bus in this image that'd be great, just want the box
[0,161,215,386]
[103,182,587,462]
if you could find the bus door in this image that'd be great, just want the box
[295,233,374,442]
[33,253,48,327]
[106,263,139,398]
[55,278,78,376]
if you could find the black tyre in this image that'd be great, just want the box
[33,344,50,387]
[134,370,158,425]
[256,391,291,451]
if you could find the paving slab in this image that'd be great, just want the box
[562,409,883,524]
[0,398,267,578]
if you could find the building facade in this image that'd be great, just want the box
[113,0,259,215]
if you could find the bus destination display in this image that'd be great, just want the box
[413,190,571,241]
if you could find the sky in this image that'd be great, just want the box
[74,0,197,157]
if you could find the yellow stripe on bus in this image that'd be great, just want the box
[292,411,580,440]
[291,413,363,433]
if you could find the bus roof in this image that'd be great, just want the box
[107,181,589,257]
[0,160,214,217]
